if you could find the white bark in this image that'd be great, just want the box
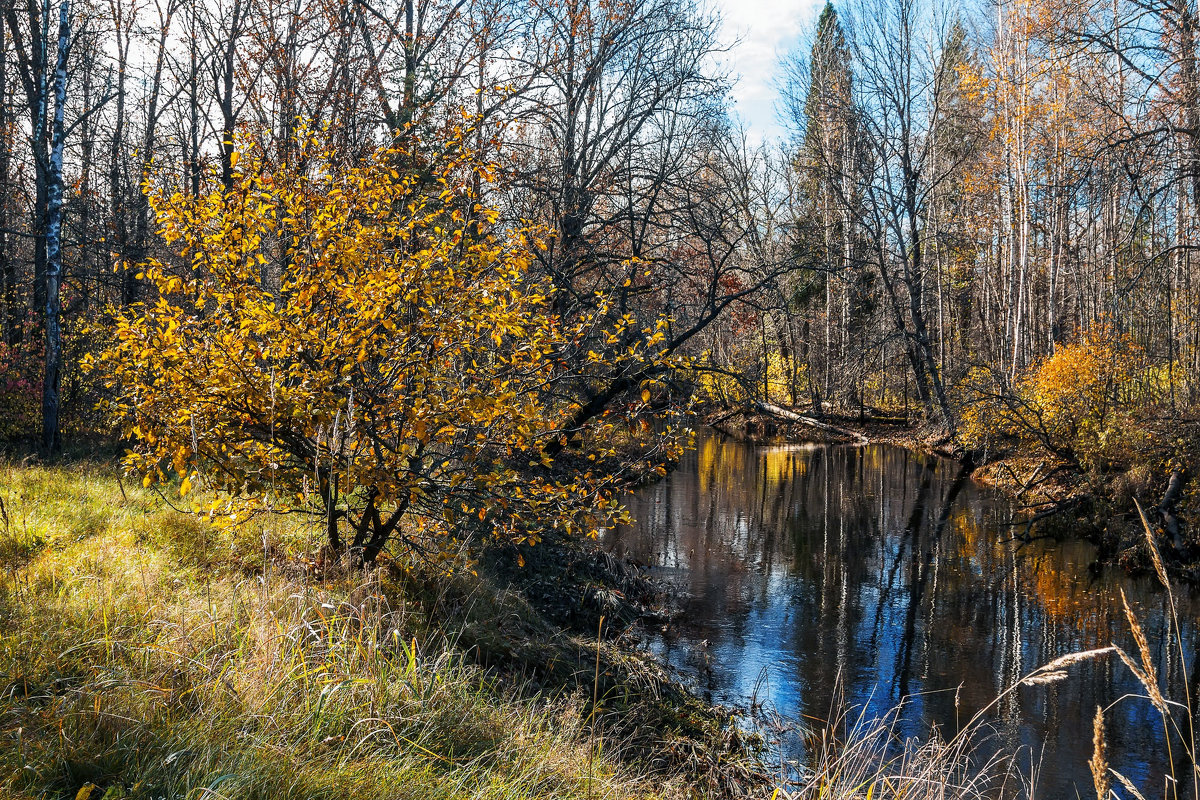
[41,0,68,454]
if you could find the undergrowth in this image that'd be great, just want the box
[0,459,745,800]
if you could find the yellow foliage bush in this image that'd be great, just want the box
[963,330,1149,469]
[91,129,682,564]
[1022,334,1135,449]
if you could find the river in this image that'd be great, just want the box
[604,430,1198,796]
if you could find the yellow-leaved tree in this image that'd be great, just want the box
[94,130,684,564]
[962,328,1141,467]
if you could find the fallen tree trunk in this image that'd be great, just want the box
[1160,468,1187,549]
[821,412,909,426]
[754,402,869,445]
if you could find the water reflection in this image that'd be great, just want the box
[605,431,1197,796]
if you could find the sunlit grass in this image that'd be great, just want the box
[0,459,125,567]
[0,460,667,800]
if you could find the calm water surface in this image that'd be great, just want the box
[604,430,1200,796]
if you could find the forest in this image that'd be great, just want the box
[1,0,1199,796]
[0,0,1196,507]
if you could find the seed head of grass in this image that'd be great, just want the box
[1089,706,1110,800]
[1134,498,1169,589]
[1021,670,1069,686]
[1117,588,1167,713]
[1037,647,1116,674]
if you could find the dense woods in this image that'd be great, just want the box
[0,0,1193,552]
[769,0,1200,471]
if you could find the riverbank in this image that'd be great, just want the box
[0,458,765,799]
[703,403,1199,579]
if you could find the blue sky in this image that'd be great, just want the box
[714,0,823,141]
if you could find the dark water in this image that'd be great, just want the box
[605,430,1200,796]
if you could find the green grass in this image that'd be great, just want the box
[0,460,685,800]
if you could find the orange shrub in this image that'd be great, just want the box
[962,329,1148,469]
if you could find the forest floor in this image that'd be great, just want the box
[706,403,1200,580]
[0,458,767,800]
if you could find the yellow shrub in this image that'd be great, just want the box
[963,330,1153,469]
[1022,334,1134,449]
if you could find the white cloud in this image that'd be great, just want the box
[713,0,823,141]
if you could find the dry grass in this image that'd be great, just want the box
[1099,503,1199,800]
[1075,502,1200,800]
[768,701,1009,800]
[765,647,1116,800]
[0,460,682,800]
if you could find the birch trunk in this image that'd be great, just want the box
[41,0,68,454]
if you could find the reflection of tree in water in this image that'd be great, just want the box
[606,431,1199,796]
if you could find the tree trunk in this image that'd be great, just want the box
[41,0,68,455]
[0,16,13,344]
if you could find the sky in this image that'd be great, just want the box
[713,0,824,142]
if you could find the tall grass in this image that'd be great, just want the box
[771,701,1008,800]
[0,461,671,800]
[764,651,1115,800]
[1088,502,1198,800]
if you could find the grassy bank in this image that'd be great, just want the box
[0,459,760,800]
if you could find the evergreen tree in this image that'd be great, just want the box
[792,2,872,410]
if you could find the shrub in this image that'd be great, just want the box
[962,329,1152,470]
[0,326,42,443]
[94,129,683,566]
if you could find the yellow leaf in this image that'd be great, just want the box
[640,389,650,403]
[229,151,240,168]
[179,476,192,497]
[76,785,98,800]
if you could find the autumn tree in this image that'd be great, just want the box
[783,1,873,411]
[96,130,684,563]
